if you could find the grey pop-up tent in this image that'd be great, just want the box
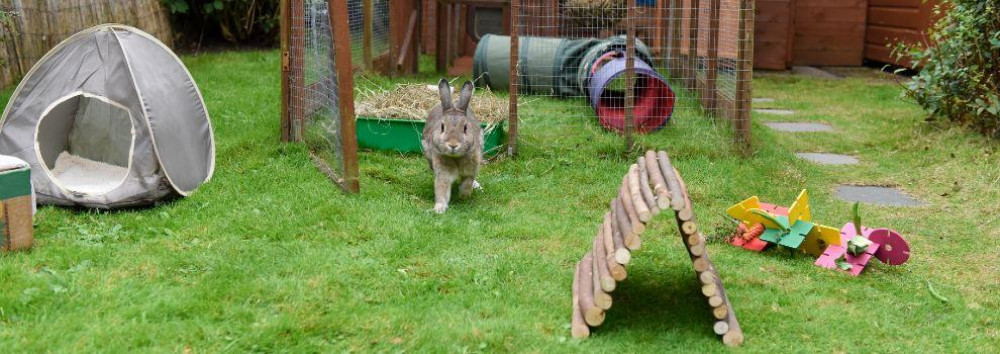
[0,24,214,209]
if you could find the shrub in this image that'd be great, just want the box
[895,0,1000,137]
[163,0,280,48]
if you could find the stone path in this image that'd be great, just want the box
[756,93,924,207]
[764,122,835,132]
[791,66,841,80]
[795,153,858,165]
[834,185,924,207]
[755,108,796,116]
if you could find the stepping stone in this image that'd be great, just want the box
[753,98,775,103]
[755,108,795,115]
[792,66,841,80]
[835,185,924,207]
[764,122,835,132]
[795,153,859,165]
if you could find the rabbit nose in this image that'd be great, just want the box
[448,142,459,149]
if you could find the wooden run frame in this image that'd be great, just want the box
[280,0,361,193]
[508,0,754,153]
[434,0,517,155]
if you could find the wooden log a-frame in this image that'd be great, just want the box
[570,150,744,347]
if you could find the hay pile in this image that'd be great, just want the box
[562,0,626,28]
[355,83,508,127]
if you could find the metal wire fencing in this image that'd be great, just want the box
[283,0,360,192]
[497,0,752,152]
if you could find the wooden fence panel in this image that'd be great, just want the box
[0,0,172,88]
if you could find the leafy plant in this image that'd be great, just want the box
[894,0,1000,137]
[161,0,280,47]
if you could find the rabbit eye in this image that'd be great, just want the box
[440,123,445,133]
[464,124,468,133]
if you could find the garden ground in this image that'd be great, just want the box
[0,50,997,352]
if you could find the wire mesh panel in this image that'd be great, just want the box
[347,0,389,70]
[506,0,753,151]
[284,0,360,192]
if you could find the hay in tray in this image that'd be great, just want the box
[562,0,626,28]
[355,83,508,129]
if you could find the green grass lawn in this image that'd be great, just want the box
[1,51,997,352]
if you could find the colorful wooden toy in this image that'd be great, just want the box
[727,191,910,276]
[727,190,814,251]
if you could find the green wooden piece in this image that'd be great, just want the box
[760,228,783,243]
[778,220,813,249]
[847,235,873,256]
[759,219,811,250]
[0,168,31,200]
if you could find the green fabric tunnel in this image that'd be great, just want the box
[473,34,654,97]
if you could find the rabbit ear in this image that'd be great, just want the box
[456,81,474,112]
[438,79,454,111]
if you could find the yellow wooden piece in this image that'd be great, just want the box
[800,224,842,257]
[787,189,812,224]
[726,196,761,226]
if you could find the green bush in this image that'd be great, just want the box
[895,0,1000,137]
[163,0,280,48]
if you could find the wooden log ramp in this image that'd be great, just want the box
[570,150,744,347]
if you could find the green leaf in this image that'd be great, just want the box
[852,202,862,236]
[214,0,224,10]
[836,259,853,271]
[749,209,789,233]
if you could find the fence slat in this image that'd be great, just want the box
[0,0,172,88]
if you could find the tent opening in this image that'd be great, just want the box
[35,92,134,195]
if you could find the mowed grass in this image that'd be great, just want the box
[1,51,997,352]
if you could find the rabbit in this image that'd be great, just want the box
[422,79,484,214]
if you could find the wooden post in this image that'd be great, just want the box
[390,0,419,75]
[290,0,306,141]
[436,2,451,72]
[501,3,511,34]
[654,0,665,57]
[330,0,360,193]
[363,0,373,70]
[625,0,636,151]
[703,0,720,116]
[670,0,683,79]
[508,0,520,156]
[395,9,419,73]
[687,0,699,91]
[734,0,753,152]
[452,3,461,63]
[280,0,292,142]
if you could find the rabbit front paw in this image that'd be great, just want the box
[433,203,448,214]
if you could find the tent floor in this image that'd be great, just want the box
[50,152,128,195]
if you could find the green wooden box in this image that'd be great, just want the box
[356,116,506,156]
[0,156,34,252]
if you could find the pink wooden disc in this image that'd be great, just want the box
[868,228,910,266]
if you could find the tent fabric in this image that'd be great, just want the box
[0,24,214,209]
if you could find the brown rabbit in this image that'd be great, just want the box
[422,79,483,214]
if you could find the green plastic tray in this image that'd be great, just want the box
[356,116,506,156]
